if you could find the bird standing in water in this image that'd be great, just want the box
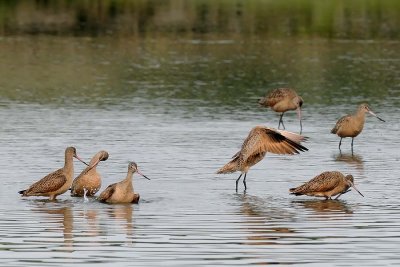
[98,161,150,204]
[19,147,88,201]
[259,88,304,133]
[217,126,308,192]
[331,103,385,152]
[71,150,109,197]
[290,171,364,200]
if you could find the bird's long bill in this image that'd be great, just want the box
[350,181,364,197]
[368,110,385,122]
[137,170,151,180]
[86,158,101,172]
[297,107,303,134]
[75,155,89,166]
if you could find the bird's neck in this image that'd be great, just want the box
[64,154,74,180]
[124,171,134,191]
[355,109,366,121]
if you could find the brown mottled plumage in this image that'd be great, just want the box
[71,150,109,197]
[331,103,385,151]
[259,88,303,133]
[19,147,88,201]
[98,162,150,204]
[217,126,308,191]
[290,171,364,200]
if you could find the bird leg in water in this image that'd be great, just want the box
[299,119,303,134]
[243,173,247,191]
[351,137,354,154]
[339,138,343,151]
[235,173,243,192]
[334,189,351,200]
[278,113,286,129]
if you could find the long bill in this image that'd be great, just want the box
[85,158,101,172]
[74,155,89,166]
[297,107,303,134]
[349,181,364,197]
[368,110,385,122]
[137,170,151,180]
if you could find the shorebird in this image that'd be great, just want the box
[289,171,364,200]
[70,150,109,197]
[331,103,385,152]
[217,126,308,192]
[98,161,150,204]
[19,147,88,201]
[258,88,303,133]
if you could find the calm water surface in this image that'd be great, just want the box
[0,35,400,266]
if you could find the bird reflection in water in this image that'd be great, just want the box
[291,199,353,215]
[79,207,100,237]
[105,204,135,243]
[237,194,295,246]
[31,201,74,251]
[334,152,364,173]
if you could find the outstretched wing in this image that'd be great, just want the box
[240,126,308,162]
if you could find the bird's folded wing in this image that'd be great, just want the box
[303,174,340,192]
[98,183,116,201]
[27,169,67,194]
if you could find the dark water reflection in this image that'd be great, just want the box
[291,199,354,214]
[334,152,365,173]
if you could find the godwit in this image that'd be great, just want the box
[70,150,109,197]
[217,126,308,192]
[98,161,150,204]
[289,171,364,200]
[258,88,303,133]
[19,147,88,201]
[331,103,385,152]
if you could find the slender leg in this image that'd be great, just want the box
[351,138,354,154]
[338,138,342,151]
[278,113,285,129]
[235,173,243,192]
[334,189,351,200]
[334,193,343,200]
[243,173,247,191]
[278,113,282,129]
[299,119,302,134]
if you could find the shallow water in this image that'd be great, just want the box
[1,25,400,267]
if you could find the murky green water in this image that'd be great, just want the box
[1,1,400,266]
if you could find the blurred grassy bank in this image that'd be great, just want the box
[0,0,399,39]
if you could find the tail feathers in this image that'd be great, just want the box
[278,130,308,143]
[289,188,303,196]
[217,158,239,174]
[331,127,337,134]
[18,190,26,195]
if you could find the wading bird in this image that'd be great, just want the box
[331,103,385,152]
[19,147,88,201]
[98,161,150,204]
[217,126,308,192]
[259,88,303,133]
[71,150,109,197]
[290,171,364,200]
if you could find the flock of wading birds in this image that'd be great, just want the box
[18,88,386,203]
